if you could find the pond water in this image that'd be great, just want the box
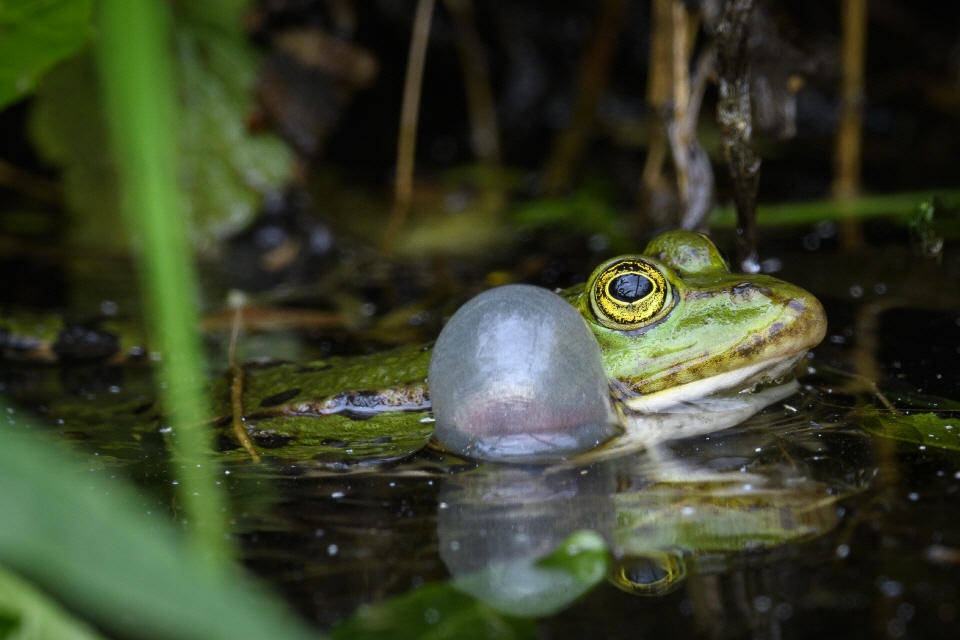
[3,234,960,639]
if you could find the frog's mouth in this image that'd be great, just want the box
[618,351,805,414]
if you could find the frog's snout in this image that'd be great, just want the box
[759,283,828,362]
[784,287,828,353]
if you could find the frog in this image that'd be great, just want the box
[218,229,826,464]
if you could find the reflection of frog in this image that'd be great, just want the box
[436,420,865,604]
[224,230,826,462]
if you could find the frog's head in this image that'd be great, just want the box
[563,230,826,411]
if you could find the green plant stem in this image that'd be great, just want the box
[95,0,231,569]
[710,189,960,228]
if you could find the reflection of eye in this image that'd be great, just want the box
[609,551,687,596]
[589,258,672,329]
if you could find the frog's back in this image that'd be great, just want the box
[212,344,434,464]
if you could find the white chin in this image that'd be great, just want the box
[590,353,806,457]
[622,352,805,414]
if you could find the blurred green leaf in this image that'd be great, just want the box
[29,52,122,247]
[510,192,631,252]
[886,392,960,412]
[453,530,609,618]
[332,585,534,640]
[96,0,232,565]
[0,418,317,640]
[28,6,294,253]
[0,564,106,640]
[0,0,92,110]
[330,530,608,640]
[862,407,960,452]
[710,190,960,228]
[174,0,250,38]
[175,25,294,254]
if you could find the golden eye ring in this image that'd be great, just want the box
[589,259,672,329]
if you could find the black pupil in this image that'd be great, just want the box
[625,561,668,584]
[610,273,652,302]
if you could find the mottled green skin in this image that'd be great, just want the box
[561,231,826,399]
[212,344,436,464]
[224,230,825,460]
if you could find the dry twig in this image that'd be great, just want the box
[834,0,868,249]
[543,0,629,195]
[444,0,501,165]
[713,0,761,271]
[227,306,261,463]
[383,0,437,250]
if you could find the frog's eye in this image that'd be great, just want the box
[610,551,687,596]
[589,258,672,329]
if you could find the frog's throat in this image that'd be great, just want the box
[617,351,804,414]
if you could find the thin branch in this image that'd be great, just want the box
[674,45,717,231]
[227,306,260,463]
[637,0,675,230]
[671,0,692,206]
[713,0,761,271]
[543,0,629,195]
[834,0,868,249]
[383,0,436,250]
[444,0,501,165]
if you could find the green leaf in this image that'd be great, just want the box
[28,12,294,253]
[0,420,317,640]
[173,0,249,38]
[709,189,960,228]
[512,192,618,233]
[331,586,534,640]
[174,25,295,254]
[330,531,608,640]
[453,530,609,618]
[0,564,106,640]
[0,0,93,110]
[862,407,960,452]
[886,392,960,412]
[28,52,125,247]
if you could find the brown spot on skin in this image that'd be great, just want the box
[296,363,332,373]
[259,388,302,407]
[681,289,716,301]
[730,282,772,300]
[787,299,807,313]
[736,333,766,357]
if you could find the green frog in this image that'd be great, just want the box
[220,230,826,463]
